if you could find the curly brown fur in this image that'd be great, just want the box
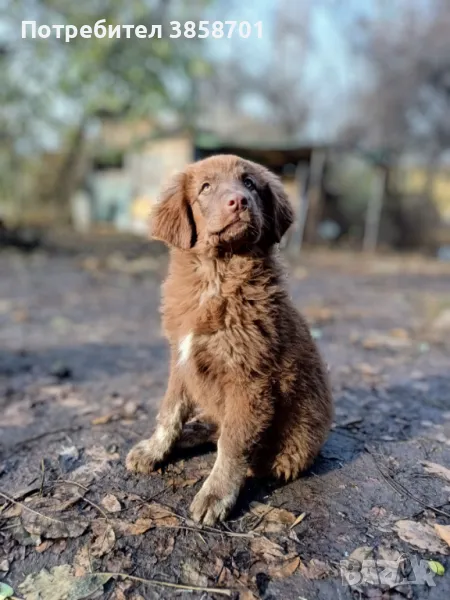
[126,155,333,525]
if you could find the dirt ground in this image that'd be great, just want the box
[1,233,450,600]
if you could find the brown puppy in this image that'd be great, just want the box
[126,155,333,525]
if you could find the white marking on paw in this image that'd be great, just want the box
[178,332,193,365]
[153,425,169,445]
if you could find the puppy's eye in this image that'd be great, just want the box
[243,177,255,191]
[200,182,211,193]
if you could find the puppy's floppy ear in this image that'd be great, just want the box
[262,170,295,245]
[150,172,196,249]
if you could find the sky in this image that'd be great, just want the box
[203,0,378,140]
[2,0,434,151]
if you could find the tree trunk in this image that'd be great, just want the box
[51,117,88,220]
[363,167,387,252]
[304,149,326,245]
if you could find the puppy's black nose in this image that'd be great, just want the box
[226,195,247,213]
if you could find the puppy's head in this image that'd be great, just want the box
[150,155,294,253]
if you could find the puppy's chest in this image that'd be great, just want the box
[170,282,272,370]
[175,287,215,365]
[165,276,221,338]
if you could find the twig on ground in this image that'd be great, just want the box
[104,572,232,597]
[86,486,169,516]
[53,479,90,492]
[126,486,170,511]
[410,503,450,520]
[3,484,42,505]
[247,505,277,532]
[0,490,63,523]
[39,459,46,497]
[0,522,21,531]
[196,531,208,546]
[81,495,110,520]
[147,503,257,538]
[162,524,256,539]
[49,481,109,520]
[87,541,94,574]
[365,447,450,519]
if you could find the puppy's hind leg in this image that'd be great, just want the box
[126,367,192,474]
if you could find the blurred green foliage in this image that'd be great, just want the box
[0,0,210,215]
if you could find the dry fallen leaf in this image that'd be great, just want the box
[303,306,334,324]
[249,502,297,533]
[107,254,160,275]
[362,333,412,350]
[434,524,450,548]
[18,564,111,600]
[12,521,41,547]
[348,546,374,563]
[104,551,132,575]
[432,309,450,332]
[370,506,387,519]
[0,582,14,600]
[35,541,53,553]
[70,445,120,484]
[394,520,448,554]
[389,328,410,339]
[91,413,117,425]
[268,555,300,579]
[289,512,306,529]
[251,537,284,562]
[214,558,235,587]
[139,502,180,527]
[1,504,22,519]
[0,559,10,573]
[239,590,258,600]
[110,580,133,600]
[355,363,381,377]
[182,558,209,587]
[12,309,29,323]
[299,558,332,580]
[155,535,175,559]
[250,536,300,579]
[293,266,308,280]
[26,490,83,514]
[101,494,121,513]
[73,545,96,577]
[50,540,67,554]
[21,510,88,539]
[90,521,115,557]
[112,518,154,536]
[422,461,450,483]
[378,546,404,564]
[167,476,201,490]
[428,560,445,576]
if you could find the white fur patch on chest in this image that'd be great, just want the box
[178,332,194,365]
[199,280,220,305]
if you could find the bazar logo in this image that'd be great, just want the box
[340,554,439,588]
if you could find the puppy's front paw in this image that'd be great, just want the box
[126,439,165,474]
[190,479,237,525]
